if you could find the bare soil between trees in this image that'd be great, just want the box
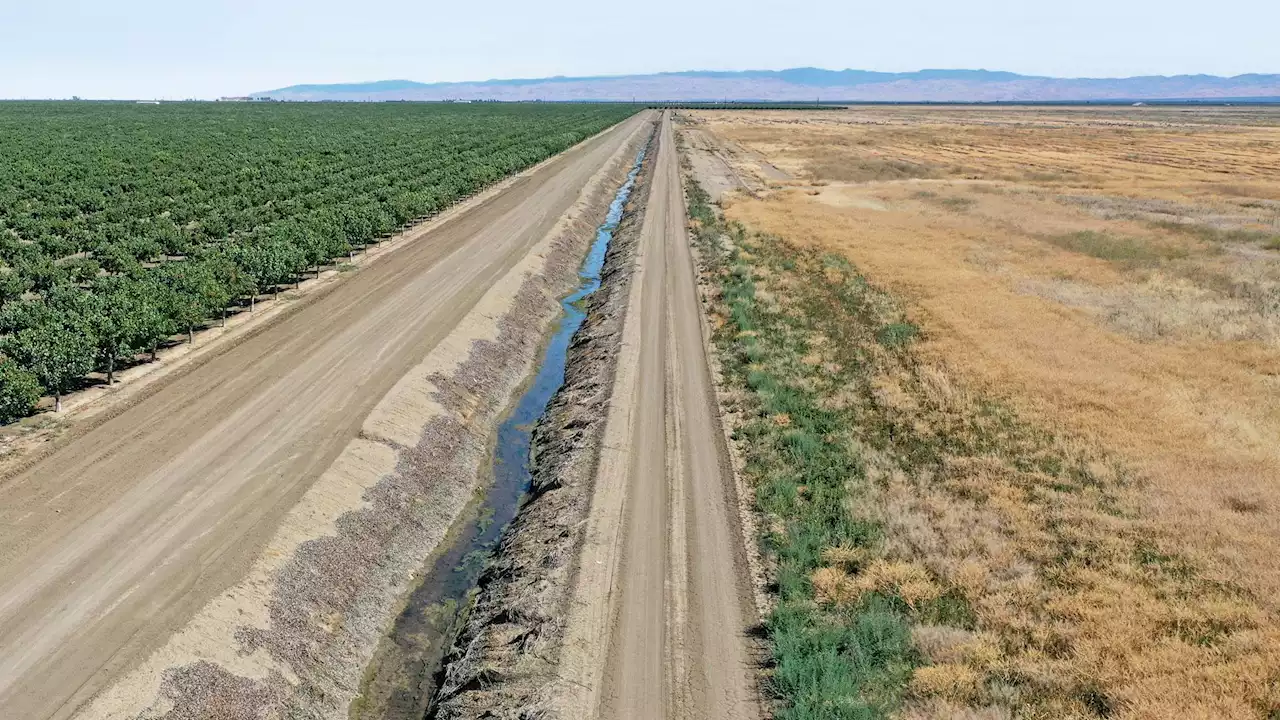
[0,111,652,720]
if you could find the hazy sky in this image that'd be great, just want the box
[4,0,1278,99]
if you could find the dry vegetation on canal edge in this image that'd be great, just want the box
[679,106,1280,718]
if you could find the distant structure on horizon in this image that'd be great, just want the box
[255,68,1280,104]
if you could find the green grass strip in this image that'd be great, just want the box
[686,180,919,719]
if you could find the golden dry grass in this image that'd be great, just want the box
[682,106,1280,719]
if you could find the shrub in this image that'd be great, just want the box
[0,355,42,423]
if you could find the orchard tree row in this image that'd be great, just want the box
[0,101,637,422]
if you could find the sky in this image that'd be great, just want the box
[3,0,1278,99]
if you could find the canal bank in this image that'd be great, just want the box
[354,128,655,720]
[427,127,660,720]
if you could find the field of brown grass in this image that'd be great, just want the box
[681,106,1280,719]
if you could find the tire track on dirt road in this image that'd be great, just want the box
[558,112,761,720]
[0,111,651,720]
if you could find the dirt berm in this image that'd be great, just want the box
[429,126,660,719]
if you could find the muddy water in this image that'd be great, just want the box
[357,149,645,720]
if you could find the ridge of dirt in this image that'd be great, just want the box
[428,121,660,720]
[583,111,758,720]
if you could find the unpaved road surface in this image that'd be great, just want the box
[560,113,760,719]
[0,112,650,720]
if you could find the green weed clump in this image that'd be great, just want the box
[1151,219,1280,248]
[1046,230,1183,265]
[914,191,976,212]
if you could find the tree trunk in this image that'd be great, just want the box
[221,308,227,327]
[107,354,114,385]
[55,395,62,413]
[274,287,280,300]
[250,295,255,312]
[188,325,194,344]
[152,343,158,362]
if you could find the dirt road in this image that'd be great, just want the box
[558,113,760,719]
[0,111,650,720]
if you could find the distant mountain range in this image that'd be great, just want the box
[255,68,1280,103]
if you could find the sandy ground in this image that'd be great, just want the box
[556,113,761,720]
[678,119,789,201]
[0,111,651,720]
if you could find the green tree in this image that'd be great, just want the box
[88,276,144,384]
[156,264,207,345]
[308,214,352,265]
[1,318,94,412]
[0,264,32,306]
[221,240,266,311]
[337,204,374,247]
[155,259,228,343]
[0,355,41,423]
[0,297,53,335]
[190,259,232,330]
[204,254,255,324]
[151,216,191,259]
[260,236,306,296]
[93,242,142,276]
[63,256,102,285]
[131,278,177,360]
[18,256,67,293]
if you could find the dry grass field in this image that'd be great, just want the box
[682,106,1280,718]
